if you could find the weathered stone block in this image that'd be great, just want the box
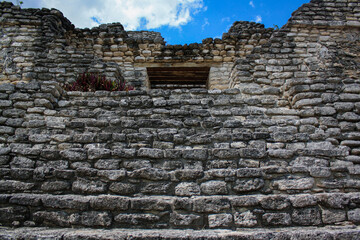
[94,159,121,170]
[60,149,87,161]
[237,168,262,178]
[130,167,170,181]
[182,149,208,160]
[90,195,129,210]
[137,148,164,159]
[175,182,200,196]
[97,170,126,181]
[109,182,136,195]
[69,211,112,227]
[41,181,70,191]
[73,133,96,143]
[0,206,27,223]
[208,214,233,228]
[0,126,14,135]
[310,167,331,178]
[9,194,41,206]
[131,197,171,211]
[10,156,35,169]
[268,149,294,159]
[88,148,111,160]
[239,148,266,158]
[322,209,346,224]
[230,196,259,207]
[193,196,230,213]
[0,180,35,191]
[348,208,360,223]
[291,208,322,226]
[170,213,202,227]
[42,195,89,210]
[141,182,171,194]
[290,194,317,207]
[72,179,107,194]
[233,178,264,192]
[234,211,258,227]
[272,178,314,191]
[260,195,290,210]
[115,213,160,225]
[317,193,349,209]
[200,181,228,195]
[33,211,70,227]
[112,148,136,158]
[212,149,239,159]
[174,169,204,180]
[262,213,291,226]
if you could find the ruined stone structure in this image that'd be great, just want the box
[1,0,360,238]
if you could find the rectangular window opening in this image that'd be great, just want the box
[147,67,210,89]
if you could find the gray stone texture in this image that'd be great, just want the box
[0,0,360,234]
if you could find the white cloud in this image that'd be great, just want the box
[249,1,255,8]
[255,15,262,23]
[202,18,209,30]
[40,0,205,30]
[221,17,230,23]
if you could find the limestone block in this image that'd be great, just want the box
[115,213,159,225]
[233,178,264,192]
[72,179,107,194]
[262,213,291,226]
[109,182,136,195]
[272,178,314,191]
[69,211,111,227]
[291,208,322,226]
[193,196,230,213]
[208,214,233,228]
[170,213,202,227]
[200,181,228,195]
[175,182,200,196]
[234,211,257,227]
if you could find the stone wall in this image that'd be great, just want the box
[0,2,273,90]
[230,0,360,99]
[0,79,360,229]
[0,0,360,235]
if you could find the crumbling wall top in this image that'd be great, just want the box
[288,0,360,27]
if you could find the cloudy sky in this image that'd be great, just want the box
[15,0,309,44]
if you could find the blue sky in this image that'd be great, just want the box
[16,0,310,45]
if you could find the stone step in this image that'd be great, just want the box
[1,193,360,229]
[1,164,359,196]
[0,226,359,239]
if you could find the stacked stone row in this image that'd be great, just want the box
[290,0,360,27]
[0,192,359,229]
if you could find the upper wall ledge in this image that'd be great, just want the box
[2,0,358,47]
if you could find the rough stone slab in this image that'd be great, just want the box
[0,227,359,239]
